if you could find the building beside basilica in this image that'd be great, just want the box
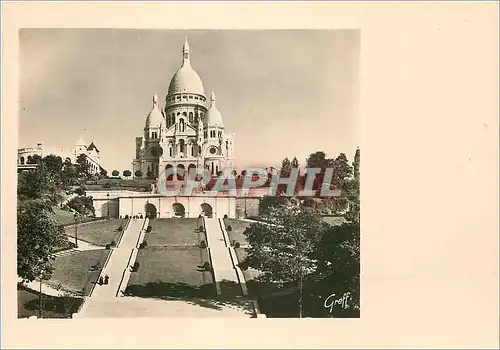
[17,137,103,174]
[133,37,235,181]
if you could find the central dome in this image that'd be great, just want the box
[167,37,205,96]
[168,65,205,96]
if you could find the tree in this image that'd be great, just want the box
[331,153,353,189]
[311,220,360,317]
[135,170,143,178]
[42,155,63,175]
[344,148,360,223]
[17,200,66,282]
[242,205,327,317]
[100,167,108,178]
[306,151,334,192]
[291,157,299,169]
[123,170,132,178]
[67,195,95,216]
[76,154,90,179]
[26,154,43,165]
[18,165,61,204]
[61,159,78,188]
[111,170,119,177]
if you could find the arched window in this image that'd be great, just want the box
[20,156,25,165]
[189,112,193,123]
[179,139,185,153]
[183,112,187,117]
[204,131,207,139]
[191,146,194,157]
[172,116,176,124]
[195,112,199,123]
[169,147,173,157]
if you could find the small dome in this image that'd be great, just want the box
[146,94,163,127]
[206,91,224,127]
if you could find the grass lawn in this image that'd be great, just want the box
[125,246,214,298]
[223,219,251,246]
[145,218,202,246]
[48,249,111,296]
[52,206,98,226]
[65,218,127,246]
[17,284,84,319]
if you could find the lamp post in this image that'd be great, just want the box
[106,193,110,219]
[38,274,43,319]
[74,213,79,248]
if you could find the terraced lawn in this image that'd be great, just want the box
[223,219,251,246]
[125,246,214,298]
[47,249,111,296]
[145,218,203,246]
[65,218,127,246]
[52,206,99,226]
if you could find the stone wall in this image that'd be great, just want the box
[235,197,261,218]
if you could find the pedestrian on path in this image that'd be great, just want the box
[104,275,109,285]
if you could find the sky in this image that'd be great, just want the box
[19,29,359,172]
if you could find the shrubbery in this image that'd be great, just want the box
[139,240,147,249]
[146,225,152,233]
[132,262,140,272]
[199,240,206,249]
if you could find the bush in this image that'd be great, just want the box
[203,261,211,271]
[139,241,148,249]
[234,242,241,248]
[200,240,207,249]
[103,183,111,189]
[105,244,111,250]
[118,225,123,231]
[74,187,85,196]
[227,225,232,232]
[199,225,204,232]
[146,225,152,233]
[111,240,116,247]
[125,215,129,219]
[132,262,140,272]
[223,214,228,219]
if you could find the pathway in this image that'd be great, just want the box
[203,217,241,295]
[87,218,145,299]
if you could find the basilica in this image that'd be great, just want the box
[133,37,235,182]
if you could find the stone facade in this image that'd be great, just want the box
[133,37,235,181]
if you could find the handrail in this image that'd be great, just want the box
[227,246,248,296]
[218,218,231,247]
[116,248,138,297]
[115,218,131,247]
[207,247,221,296]
[135,218,149,248]
[88,247,114,297]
